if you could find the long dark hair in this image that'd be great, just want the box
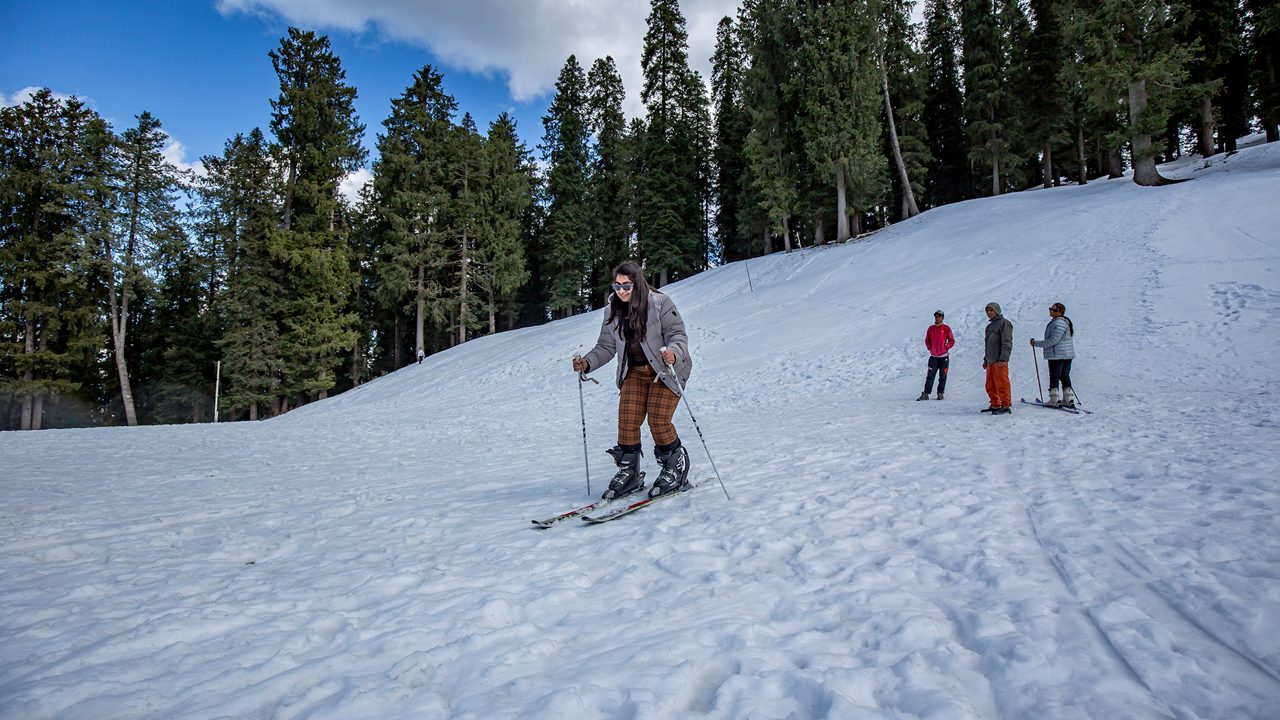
[607,261,651,340]
[1051,302,1074,336]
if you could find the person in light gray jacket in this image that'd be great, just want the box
[1031,302,1076,407]
[572,261,692,500]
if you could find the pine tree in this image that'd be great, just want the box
[880,0,931,219]
[1069,0,1196,186]
[268,28,365,405]
[474,114,533,334]
[102,111,186,426]
[373,65,457,361]
[541,55,592,315]
[216,129,285,421]
[743,0,803,252]
[586,57,632,306]
[711,15,753,262]
[146,222,214,423]
[1180,0,1235,156]
[638,0,706,284]
[0,90,100,429]
[960,0,1011,196]
[923,0,970,205]
[1026,0,1068,188]
[450,113,485,345]
[799,0,888,242]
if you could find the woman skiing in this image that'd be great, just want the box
[572,261,692,499]
[1031,302,1077,407]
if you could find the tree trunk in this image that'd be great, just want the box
[32,394,43,431]
[1265,117,1279,143]
[488,299,496,335]
[1197,96,1216,158]
[782,217,792,253]
[21,319,34,430]
[991,145,1002,196]
[1128,77,1167,186]
[882,67,920,219]
[415,259,426,361]
[835,166,850,242]
[250,402,258,421]
[814,215,826,246]
[1042,141,1053,189]
[1077,126,1088,185]
[104,253,138,426]
[394,313,403,369]
[763,227,772,256]
[111,324,137,426]
[1108,147,1125,179]
[458,224,469,346]
[851,212,862,236]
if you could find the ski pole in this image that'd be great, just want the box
[1031,343,1044,402]
[661,347,730,501]
[574,356,598,496]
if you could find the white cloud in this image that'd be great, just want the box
[216,0,742,118]
[162,134,207,178]
[340,167,373,205]
[2,86,81,108]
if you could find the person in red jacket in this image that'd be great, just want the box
[918,310,955,400]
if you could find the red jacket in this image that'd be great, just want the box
[925,323,955,357]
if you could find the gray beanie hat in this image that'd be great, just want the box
[986,302,1002,315]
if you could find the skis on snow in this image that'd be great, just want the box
[530,498,613,528]
[531,480,702,528]
[581,481,700,524]
[1019,397,1092,414]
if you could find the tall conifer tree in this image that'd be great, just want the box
[541,56,592,315]
[586,57,632,305]
[268,28,365,405]
[923,0,969,205]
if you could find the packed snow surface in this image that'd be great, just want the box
[3,144,1280,719]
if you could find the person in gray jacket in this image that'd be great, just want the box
[572,261,693,499]
[983,302,1014,414]
[1031,302,1076,407]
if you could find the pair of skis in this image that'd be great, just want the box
[531,480,700,528]
[1019,397,1093,414]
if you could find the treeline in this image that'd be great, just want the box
[2,0,1277,430]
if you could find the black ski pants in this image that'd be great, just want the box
[924,356,949,394]
[1048,359,1072,390]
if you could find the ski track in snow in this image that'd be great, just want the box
[3,145,1280,719]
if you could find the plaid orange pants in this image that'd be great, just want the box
[617,364,680,447]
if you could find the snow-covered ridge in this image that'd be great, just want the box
[2,142,1278,719]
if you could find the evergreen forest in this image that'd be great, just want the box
[3,0,1278,430]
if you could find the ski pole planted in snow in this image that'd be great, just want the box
[661,346,730,501]
[574,356,598,496]
[1031,343,1044,402]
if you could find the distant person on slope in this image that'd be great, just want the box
[918,310,955,401]
[1031,302,1076,408]
[572,261,693,500]
[983,302,1014,414]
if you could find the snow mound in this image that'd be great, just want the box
[2,142,1278,719]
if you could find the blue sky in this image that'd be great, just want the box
[2,0,741,186]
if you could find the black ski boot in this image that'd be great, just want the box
[603,446,645,500]
[916,391,929,401]
[649,442,690,497]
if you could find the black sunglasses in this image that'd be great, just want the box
[611,282,634,292]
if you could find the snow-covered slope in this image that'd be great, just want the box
[3,144,1278,719]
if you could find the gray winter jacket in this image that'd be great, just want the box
[984,302,1013,364]
[582,291,691,395]
[1033,316,1075,360]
